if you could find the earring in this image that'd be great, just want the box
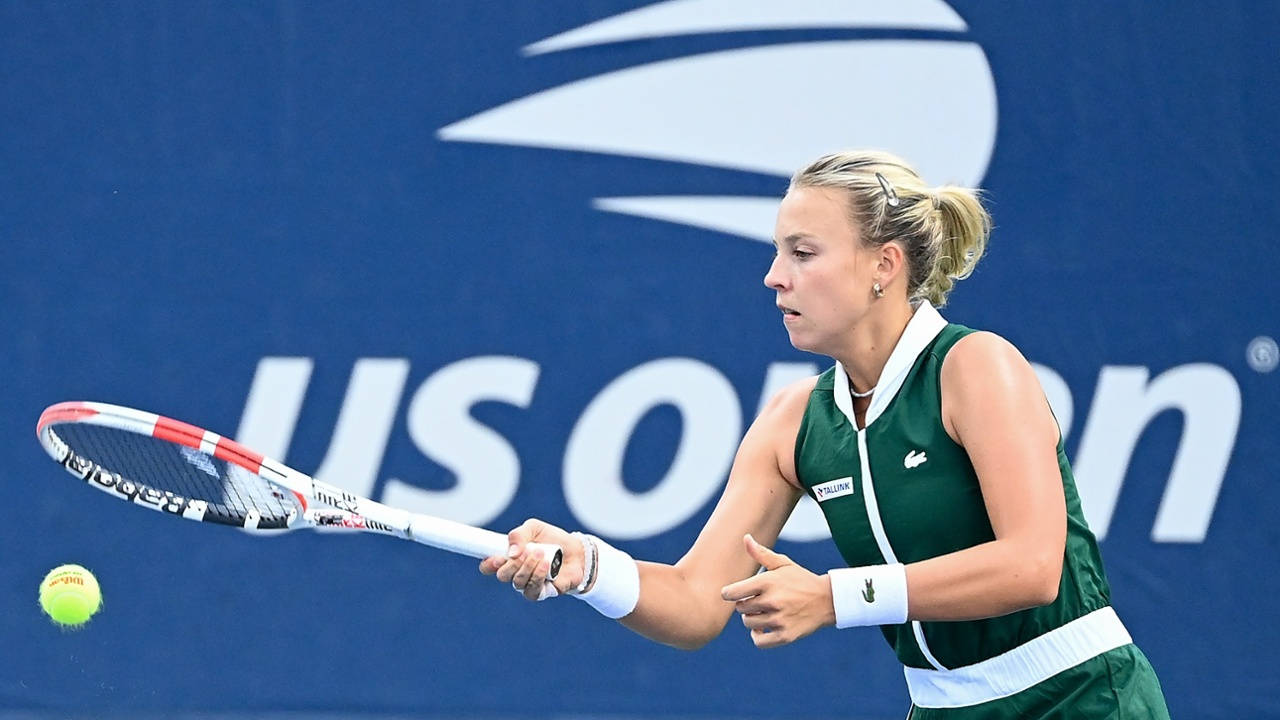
[873,282,884,298]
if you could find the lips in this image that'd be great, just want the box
[778,304,800,317]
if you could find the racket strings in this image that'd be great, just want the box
[53,423,297,527]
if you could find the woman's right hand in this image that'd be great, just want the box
[480,518,584,601]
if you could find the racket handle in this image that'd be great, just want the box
[404,514,563,580]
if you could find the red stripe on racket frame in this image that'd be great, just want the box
[152,416,206,449]
[36,402,99,436]
[213,437,264,475]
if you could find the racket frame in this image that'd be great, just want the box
[37,401,562,578]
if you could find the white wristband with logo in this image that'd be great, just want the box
[575,535,640,619]
[829,563,909,628]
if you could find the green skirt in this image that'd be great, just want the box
[908,644,1170,719]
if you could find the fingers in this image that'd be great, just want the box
[733,596,774,616]
[479,556,501,576]
[743,533,792,571]
[523,552,556,602]
[736,592,778,634]
[508,548,543,587]
[487,518,543,585]
[750,627,791,649]
[721,577,761,602]
[722,536,791,601]
[482,518,574,601]
[727,574,793,648]
[737,611,790,648]
[739,609,771,630]
[730,585,778,638]
[509,548,556,601]
[724,544,822,649]
[507,517,543,550]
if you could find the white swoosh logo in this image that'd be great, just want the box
[438,4,997,241]
[524,0,969,55]
[594,196,780,243]
[439,41,994,181]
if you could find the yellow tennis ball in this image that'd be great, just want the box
[39,564,102,628]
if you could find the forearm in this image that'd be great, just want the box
[904,538,1061,622]
[619,560,735,650]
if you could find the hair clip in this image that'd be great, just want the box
[875,172,900,208]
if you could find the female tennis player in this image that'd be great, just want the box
[482,150,1169,718]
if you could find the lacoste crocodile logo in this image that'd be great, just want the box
[862,578,875,603]
[904,450,928,469]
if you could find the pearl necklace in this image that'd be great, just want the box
[850,385,874,399]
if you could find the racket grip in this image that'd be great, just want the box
[400,513,562,582]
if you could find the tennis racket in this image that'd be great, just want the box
[36,401,562,586]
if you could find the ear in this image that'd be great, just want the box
[875,242,907,289]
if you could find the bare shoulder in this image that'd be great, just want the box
[757,374,820,425]
[747,374,820,489]
[943,330,1032,384]
[940,331,1049,443]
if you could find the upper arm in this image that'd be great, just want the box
[941,333,1066,566]
[674,376,813,594]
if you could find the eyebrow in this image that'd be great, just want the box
[772,232,815,248]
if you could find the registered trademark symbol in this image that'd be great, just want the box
[1247,336,1278,373]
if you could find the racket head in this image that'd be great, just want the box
[36,402,554,577]
[37,401,307,531]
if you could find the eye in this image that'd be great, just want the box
[792,249,814,260]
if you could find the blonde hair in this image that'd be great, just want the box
[789,150,991,307]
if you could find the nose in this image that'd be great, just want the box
[764,254,787,291]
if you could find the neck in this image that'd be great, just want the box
[832,300,915,394]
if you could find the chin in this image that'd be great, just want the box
[783,329,820,355]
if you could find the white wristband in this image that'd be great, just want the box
[829,563,909,628]
[575,535,640,619]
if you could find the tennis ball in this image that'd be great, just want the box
[39,564,102,628]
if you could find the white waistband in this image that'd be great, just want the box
[903,606,1132,709]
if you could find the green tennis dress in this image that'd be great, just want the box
[794,302,1169,718]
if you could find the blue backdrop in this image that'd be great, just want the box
[2,2,1276,718]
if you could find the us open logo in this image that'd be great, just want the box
[438,0,998,241]
[236,2,1243,546]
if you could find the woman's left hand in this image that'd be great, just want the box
[721,534,836,648]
